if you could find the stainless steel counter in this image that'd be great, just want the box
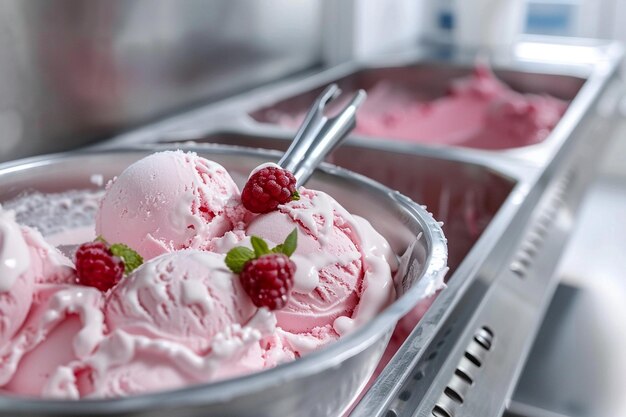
[504,106,626,417]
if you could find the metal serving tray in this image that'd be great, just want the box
[95,38,622,417]
[248,64,583,150]
[0,146,447,417]
[102,38,622,170]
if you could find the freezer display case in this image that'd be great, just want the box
[0,38,622,416]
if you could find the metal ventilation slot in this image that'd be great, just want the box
[454,369,473,385]
[382,322,459,416]
[464,351,482,367]
[432,405,451,417]
[432,327,495,417]
[510,171,572,279]
[473,327,493,350]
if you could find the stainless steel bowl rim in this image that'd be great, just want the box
[0,145,448,414]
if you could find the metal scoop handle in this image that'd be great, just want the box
[278,84,366,186]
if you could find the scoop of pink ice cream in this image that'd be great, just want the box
[0,209,35,348]
[105,250,257,353]
[21,226,77,285]
[6,315,86,396]
[246,188,396,350]
[96,151,245,260]
[0,284,104,395]
[0,208,105,397]
[0,207,76,350]
[247,189,362,334]
[48,308,281,399]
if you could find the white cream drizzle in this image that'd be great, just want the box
[43,309,275,399]
[279,190,363,288]
[20,226,76,284]
[183,153,241,243]
[333,216,395,335]
[106,250,236,323]
[181,279,214,313]
[290,255,318,294]
[0,285,104,385]
[0,208,30,292]
[281,190,334,247]
[279,190,396,336]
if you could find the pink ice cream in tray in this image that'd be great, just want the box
[252,65,571,151]
[0,89,447,416]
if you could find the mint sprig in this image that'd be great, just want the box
[110,243,144,274]
[225,247,255,273]
[225,228,298,273]
[251,236,271,257]
[272,228,297,257]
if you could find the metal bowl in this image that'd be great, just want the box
[0,145,447,417]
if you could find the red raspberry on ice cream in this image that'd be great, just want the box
[75,240,143,292]
[225,229,297,310]
[242,166,299,213]
[75,242,124,291]
[240,253,295,310]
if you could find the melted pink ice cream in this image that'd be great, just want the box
[265,66,568,150]
[0,150,398,399]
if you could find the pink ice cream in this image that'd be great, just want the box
[247,188,397,355]
[0,210,35,348]
[247,190,363,333]
[48,250,280,399]
[0,151,399,399]
[0,209,77,350]
[262,66,568,150]
[96,150,246,260]
[105,250,257,353]
[0,207,101,396]
[2,285,104,397]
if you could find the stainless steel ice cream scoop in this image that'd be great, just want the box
[278,84,366,186]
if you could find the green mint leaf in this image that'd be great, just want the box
[272,228,298,257]
[225,247,255,273]
[110,243,144,274]
[280,228,298,257]
[291,190,300,201]
[251,236,271,258]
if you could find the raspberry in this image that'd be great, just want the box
[242,166,298,213]
[239,253,295,310]
[75,242,124,292]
